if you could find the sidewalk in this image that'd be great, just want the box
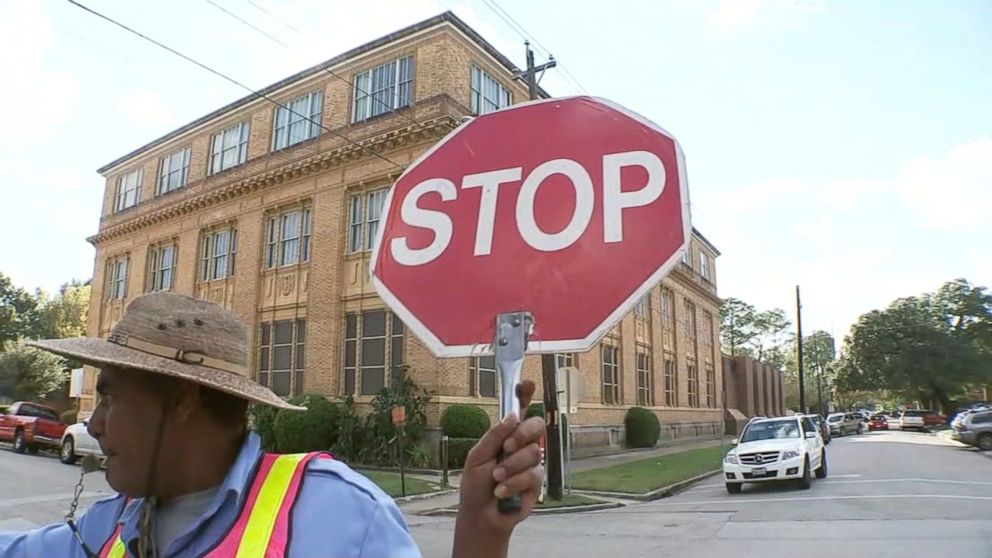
[396,436,731,514]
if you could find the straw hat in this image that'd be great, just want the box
[27,292,304,411]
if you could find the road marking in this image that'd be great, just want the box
[652,494,992,506]
[830,474,862,478]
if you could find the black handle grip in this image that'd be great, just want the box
[496,449,522,514]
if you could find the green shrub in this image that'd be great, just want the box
[60,409,78,425]
[0,406,8,415]
[441,404,491,438]
[525,402,545,419]
[363,377,432,466]
[273,394,339,454]
[625,406,660,448]
[445,437,479,468]
[249,404,280,452]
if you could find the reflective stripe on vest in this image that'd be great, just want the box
[98,452,329,558]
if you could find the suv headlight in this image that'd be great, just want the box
[781,449,801,460]
[724,453,738,464]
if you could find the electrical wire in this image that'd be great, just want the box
[205,0,290,48]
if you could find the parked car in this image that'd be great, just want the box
[899,409,945,431]
[724,415,826,494]
[952,410,992,451]
[0,402,67,454]
[60,420,104,465]
[826,412,862,436]
[868,414,889,431]
[804,414,830,444]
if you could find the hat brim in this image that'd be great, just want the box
[28,337,305,411]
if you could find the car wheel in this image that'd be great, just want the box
[726,483,742,494]
[977,433,992,452]
[815,451,828,479]
[798,457,812,490]
[60,437,77,464]
[12,430,26,454]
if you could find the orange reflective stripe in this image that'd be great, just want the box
[234,453,308,558]
[105,535,126,558]
[98,497,130,558]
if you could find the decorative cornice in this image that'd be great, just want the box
[88,116,459,246]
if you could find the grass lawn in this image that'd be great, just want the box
[536,494,607,509]
[363,471,441,498]
[570,446,725,494]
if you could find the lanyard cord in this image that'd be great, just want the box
[138,404,170,558]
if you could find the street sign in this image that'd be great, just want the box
[370,95,690,358]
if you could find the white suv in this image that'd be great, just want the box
[723,416,827,494]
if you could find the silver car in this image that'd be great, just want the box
[952,410,992,450]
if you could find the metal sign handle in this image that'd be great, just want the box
[494,311,530,513]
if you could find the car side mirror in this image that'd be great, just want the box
[730,438,738,446]
[805,431,817,439]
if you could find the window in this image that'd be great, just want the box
[681,249,691,267]
[470,66,511,115]
[601,344,620,405]
[158,147,190,195]
[147,243,176,292]
[687,360,699,408]
[699,251,709,280]
[258,319,306,396]
[684,299,697,338]
[636,350,652,406]
[704,311,715,347]
[634,295,649,320]
[199,228,237,281]
[342,311,405,396]
[352,56,413,123]
[556,353,577,369]
[114,169,142,212]
[705,363,716,408]
[347,189,387,253]
[210,122,250,175]
[105,255,129,300]
[470,355,497,398]
[663,354,677,406]
[273,91,322,150]
[264,206,312,268]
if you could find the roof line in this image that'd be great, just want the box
[692,226,721,256]
[97,10,542,174]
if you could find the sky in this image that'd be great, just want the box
[0,0,989,346]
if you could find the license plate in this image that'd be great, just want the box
[751,467,767,475]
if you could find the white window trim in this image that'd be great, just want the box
[272,91,323,151]
[148,243,177,292]
[157,147,191,196]
[199,228,238,282]
[265,207,313,268]
[209,122,250,175]
[347,188,388,254]
[114,169,142,212]
[470,65,511,115]
[351,56,414,123]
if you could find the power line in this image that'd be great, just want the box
[204,0,290,48]
[241,0,300,34]
[65,0,405,170]
[479,0,589,94]
[203,0,430,132]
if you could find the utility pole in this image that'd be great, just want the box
[816,363,825,417]
[517,40,563,500]
[796,286,806,413]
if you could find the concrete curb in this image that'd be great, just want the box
[393,488,458,504]
[572,469,722,502]
[418,501,625,517]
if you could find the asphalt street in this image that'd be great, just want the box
[1,431,990,557]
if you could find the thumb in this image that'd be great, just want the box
[465,413,519,468]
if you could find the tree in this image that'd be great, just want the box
[835,280,992,414]
[0,342,68,401]
[35,281,90,340]
[752,308,791,362]
[0,273,40,352]
[720,298,758,357]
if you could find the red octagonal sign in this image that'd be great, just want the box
[371,96,690,357]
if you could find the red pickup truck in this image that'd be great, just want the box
[0,402,67,454]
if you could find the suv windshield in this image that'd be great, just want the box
[741,420,800,442]
[828,415,842,423]
[903,410,923,417]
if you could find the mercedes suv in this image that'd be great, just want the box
[723,415,827,494]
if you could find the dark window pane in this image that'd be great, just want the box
[345,340,356,367]
[469,363,477,396]
[259,372,269,387]
[294,370,304,395]
[260,347,269,372]
[392,313,405,334]
[391,337,404,370]
[346,314,357,338]
[295,344,305,369]
[344,369,355,395]
[480,369,496,397]
[261,324,270,346]
[296,319,306,342]
[273,346,292,370]
[362,338,385,367]
[272,371,291,396]
[361,367,385,395]
[363,310,386,337]
[274,321,293,344]
[480,355,496,370]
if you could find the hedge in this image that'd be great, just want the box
[249,404,280,452]
[273,395,339,454]
[625,406,661,448]
[446,437,479,468]
[441,404,490,438]
[61,410,79,425]
[525,402,545,419]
